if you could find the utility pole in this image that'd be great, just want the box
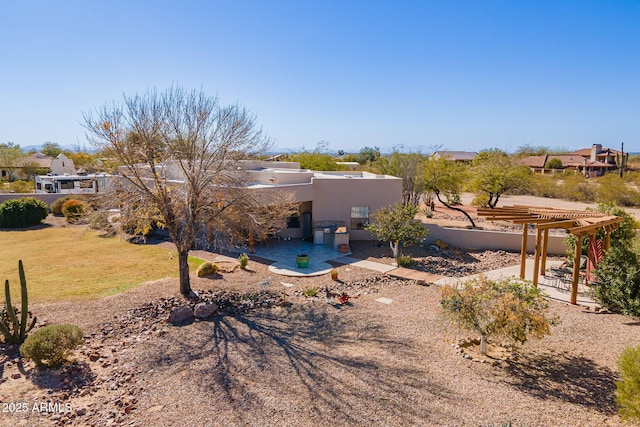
[619,142,625,178]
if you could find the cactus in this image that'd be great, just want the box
[0,260,37,344]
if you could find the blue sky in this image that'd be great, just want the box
[1,1,638,154]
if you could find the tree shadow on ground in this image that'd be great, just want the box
[504,351,617,414]
[138,305,459,425]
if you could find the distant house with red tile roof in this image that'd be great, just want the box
[516,144,623,177]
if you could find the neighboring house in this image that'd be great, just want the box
[0,153,76,180]
[431,151,478,163]
[50,153,76,175]
[517,144,623,177]
[568,144,621,177]
[516,154,586,173]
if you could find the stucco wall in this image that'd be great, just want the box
[423,223,569,255]
[311,175,402,240]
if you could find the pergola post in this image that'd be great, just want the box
[520,223,528,279]
[541,229,549,274]
[604,227,612,251]
[532,227,543,287]
[570,235,583,305]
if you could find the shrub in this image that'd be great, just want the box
[471,193,490,207]
[8,180,34,193]
[61,199,87,222]
[544,158,563,169]
[593,245,640,316]
[0,197,48,228]
[20,324,84,368]
[396,255,413,267]
[196,262,219,277]
[51,196,76,216]
[441,276,557,354]
[238,253,249,269]
[303,286,319,297]
[616,344,640,423]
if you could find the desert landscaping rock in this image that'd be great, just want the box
[193,302,218,319]
[167,306,194,325]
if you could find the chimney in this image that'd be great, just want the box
[590,144,602,162]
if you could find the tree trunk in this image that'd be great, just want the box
[480,335,487,355]
[178,250,192,296]
[390,241,399,258]
[488,193,500,209]
[434,191,478,228]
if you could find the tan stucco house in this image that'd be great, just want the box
[120,160,402,244]
[241,161,402,242]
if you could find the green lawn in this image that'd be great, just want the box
[0,227,204,302]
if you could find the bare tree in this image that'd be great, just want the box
[83,86,271,296]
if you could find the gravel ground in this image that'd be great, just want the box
[2,241,638,427]
[1,209,638,426]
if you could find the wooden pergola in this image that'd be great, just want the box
[477,206,624,305]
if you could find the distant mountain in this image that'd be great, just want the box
[20,144,94,153]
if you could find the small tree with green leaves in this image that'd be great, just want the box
[544,158,564,169]
[423,157,476,227]
[365,203,429,258]
[440,276,556,355]
[470,149,532,208]
[616,344,640,424]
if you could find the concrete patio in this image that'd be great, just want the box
[245,239,352,277]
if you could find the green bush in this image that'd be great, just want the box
[440,276,557,355]
[0,197,48,228]
[302,286,319,297]
[544,158,563,169]
[238,253,249,269]
[8,180,35,193]
[396,254,413,267]
[593,245,640,316]
[20,324,84,368]
[471,193,490,207]
[196,262,219,277]
[530,175,562,198]
[616,344,640,423]
[61,199,87,222]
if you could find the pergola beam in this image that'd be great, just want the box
[568,217,624,236]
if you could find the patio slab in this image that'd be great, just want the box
[243,239,351,277]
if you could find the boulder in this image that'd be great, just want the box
[194,303,219,319]
[167,306,194,325]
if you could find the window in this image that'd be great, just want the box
[350,206,369,230]
[60,181,75,190]
[286,214,300,228]
[79,180,93,189]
